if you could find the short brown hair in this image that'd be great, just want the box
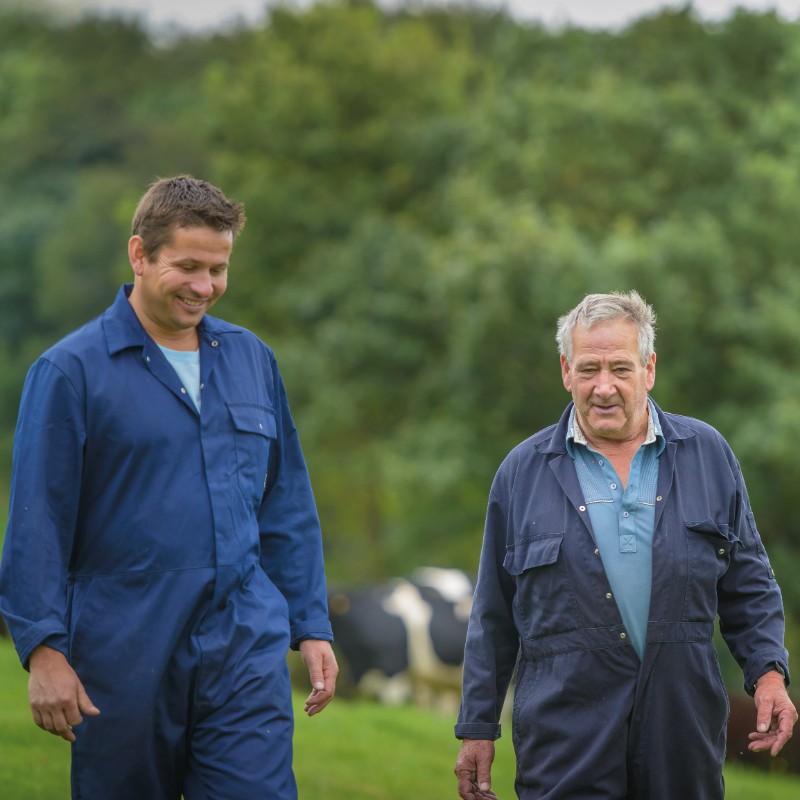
[131,175,246,259]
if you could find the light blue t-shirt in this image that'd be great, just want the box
[158,345,201,411]
[566,399,665,659]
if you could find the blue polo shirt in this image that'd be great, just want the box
[566,399,665,659]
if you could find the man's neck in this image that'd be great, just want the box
[575,407,650,460]
[150,330,199,351]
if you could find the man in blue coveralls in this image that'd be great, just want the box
[454,291,797,800]
[0,175,338,799]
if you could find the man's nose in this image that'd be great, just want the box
[189,272,214,297]
[592,372,616,396]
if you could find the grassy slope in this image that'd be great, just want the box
[1,640,798,798]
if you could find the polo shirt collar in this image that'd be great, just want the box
[566,397,665,457]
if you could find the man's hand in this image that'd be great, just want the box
[299,639,338,717]
[455,739,499,800]
[28,645,100,742]
[748,669,798,757]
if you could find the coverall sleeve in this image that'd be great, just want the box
[455,467,521,740]
[718,458,790,695]
[257,354,332,649]
[0,358,86,669]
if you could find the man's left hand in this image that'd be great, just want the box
[748,669,798,757]
[299,639,338,717]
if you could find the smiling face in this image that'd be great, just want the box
[127,224,232,349]
[561,318,656,448]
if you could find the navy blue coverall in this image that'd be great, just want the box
[455,402,790,799]
[0,285,333,799]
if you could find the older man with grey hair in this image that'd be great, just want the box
[454,291,796,800]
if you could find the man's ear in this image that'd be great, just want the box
[128,235,147,276]
[646,352,656,391]
[561,355,572,392]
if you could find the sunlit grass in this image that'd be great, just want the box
[1,640,798,798]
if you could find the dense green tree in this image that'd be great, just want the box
[2,2,800,629]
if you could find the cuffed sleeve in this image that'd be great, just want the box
[0,358,85,669]
[258,355,333,650]
[456,466,520,740]
[718,459,789,696]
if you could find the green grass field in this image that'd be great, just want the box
[1,640,798,798]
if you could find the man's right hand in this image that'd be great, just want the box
[455,739,498,800]
[28,645,100,742]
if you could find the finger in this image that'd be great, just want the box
[305,701,330,717]
[318,669,337,698]
[454,766,477,800]
[475,755,493,794]
[771,733,790,757]
[755,706,773,734]
[77,683,101,718]
[748,736,774,752]
[770,718,794,757]
[51,709,77,742]
[38,709,54,732]
[303,650,325,692]
[747,730,782,754]
[304,687,334,716]
[323,665,338,695]
[60,726,77,743]
[41,710,76,742]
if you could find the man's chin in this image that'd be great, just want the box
[587,412,623,428]
[585,419,626,439]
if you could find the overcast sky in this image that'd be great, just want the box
[47,0,800,32]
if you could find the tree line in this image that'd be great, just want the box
[1,2,800,640]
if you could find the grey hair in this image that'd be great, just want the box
[556,291,656,366]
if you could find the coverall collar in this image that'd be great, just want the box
[534,399,697,457]
[103,283,242,356]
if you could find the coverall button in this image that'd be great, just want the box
[620,632,627,639]
[211,340,219,347]
[606,593,613,600]
[656,495,662,501]
[623,511,629,518]
[181,387,187,394]
[146,356,151,362]
[594,548,599,555]
[610,483,617,490]
[718,548,726,555]
[200,383,204,389]
[579,505,586,512]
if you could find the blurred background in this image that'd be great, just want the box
[1,0,800,785]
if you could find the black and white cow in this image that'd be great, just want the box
[328,567,473,710]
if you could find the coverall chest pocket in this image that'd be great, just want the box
[228,403,276,503]
[503,533,580,639]
[683,518,738,620]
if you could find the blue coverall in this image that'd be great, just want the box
[0,284,333,799]
[455,402,790,800]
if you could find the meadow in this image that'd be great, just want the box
[1,641,798,798]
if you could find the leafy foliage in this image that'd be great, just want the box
[2,3,800,629]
